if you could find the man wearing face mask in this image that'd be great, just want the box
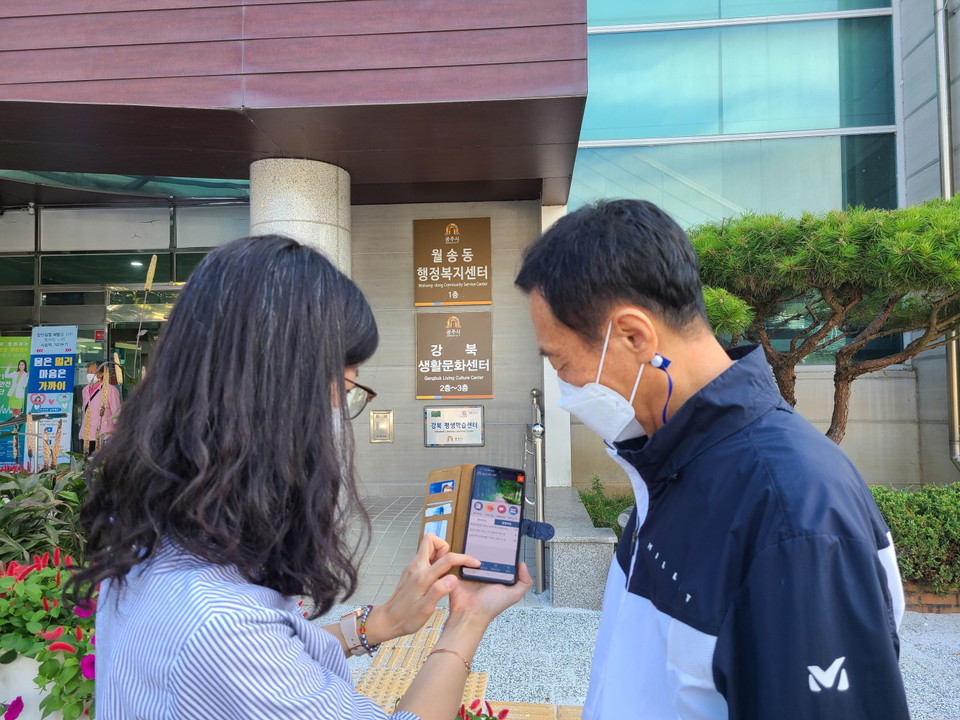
[515,199,908,720]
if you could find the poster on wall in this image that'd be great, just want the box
[416,311,493,399]
[423,405,485,447]
[26,326,78,467]
[0,337,32,471]
[413,217,492,306]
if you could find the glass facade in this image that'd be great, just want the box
[570,133,896,228]
[582,17,894,140]
[40,254,173,286]
[0,256,34,286]
[575,5,898,363]
[588,0,890,27]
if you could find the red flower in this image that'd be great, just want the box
[42,597,50,612]
[3,695,23,720]
[14,565,33,581]
[469,699,481,711]
[75,626,83,642]
[48,641,77,653]
[64,556,73,567]
[80,654,96,680]
[497,710,509,720]
[41,552,50,568]
[52,599,59,608]
[53,548,61,566]
[39,627,65,641]
[485,701,494,717]
[55,571,61,587]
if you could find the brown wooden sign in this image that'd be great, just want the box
[413,217,492,306]
[416,311,493,399]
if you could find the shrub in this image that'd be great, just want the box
[0,468,88,566]
[578,477,634,539]
[871,483,960,592]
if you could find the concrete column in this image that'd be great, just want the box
[249,158,352,275]
[540,205,572,487]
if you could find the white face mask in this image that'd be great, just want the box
[86,373,96,384]
[557,323,646,444]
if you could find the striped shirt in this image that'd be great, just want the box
[96,540,420,720]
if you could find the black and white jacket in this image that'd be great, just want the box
[583,345,908,720]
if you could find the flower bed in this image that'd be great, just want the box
[1,551,96,720]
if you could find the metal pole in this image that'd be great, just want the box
[934,0,960,473]
[531,421,546,594]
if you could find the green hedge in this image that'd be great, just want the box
[871,483,960,592]
[581,479,960,591]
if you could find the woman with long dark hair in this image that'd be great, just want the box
[71,236,531,720]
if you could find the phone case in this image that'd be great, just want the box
[419,464,476,556]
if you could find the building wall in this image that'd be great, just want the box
[893,0,959,486]
[350,201,543,496]
[899,0,941,204]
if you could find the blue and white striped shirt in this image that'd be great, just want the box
[96,540,420,720]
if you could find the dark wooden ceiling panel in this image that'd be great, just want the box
[0,6,242,52]
[243,26,584,75]
[0,0,586,206]
[243,0,585,38]
[0,41,242,85]
[0,76,244,107]
[241,61,586,108]
[0,0,240,18]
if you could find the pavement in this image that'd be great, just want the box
[326,496,960,718]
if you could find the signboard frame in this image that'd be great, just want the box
[415,310,493,400]
[413,217,492,307]
[423,405,485,448]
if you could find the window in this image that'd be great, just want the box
[41,254,172,285]
[588,0,891,27]
[569,134,896,227]
[0,256,34,286]
[582,17,894,140]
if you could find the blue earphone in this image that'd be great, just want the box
[651,354,673,423]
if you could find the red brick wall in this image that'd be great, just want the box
[904,583,960,613]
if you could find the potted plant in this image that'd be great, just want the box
[1,466,92,720]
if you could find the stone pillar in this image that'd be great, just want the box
[249,158,352,275]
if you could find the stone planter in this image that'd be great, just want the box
[0,656,63,720]
[903,582,960,613]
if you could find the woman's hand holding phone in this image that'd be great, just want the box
[448,561,533,625]
[363,532,480,645]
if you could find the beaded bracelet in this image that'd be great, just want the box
[357,604,381,654]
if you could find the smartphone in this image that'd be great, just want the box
[460,464,526,585]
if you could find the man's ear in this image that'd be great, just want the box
[609,307,658,361]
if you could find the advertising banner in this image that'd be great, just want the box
[413,217,492,306]
[0,337,32,471]
[27,326,78,467]
[416,311,493,399]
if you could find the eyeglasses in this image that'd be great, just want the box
[345,377,377,419]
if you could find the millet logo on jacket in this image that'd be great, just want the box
[808,657,849,692]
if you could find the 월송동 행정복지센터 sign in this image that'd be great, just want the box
[413,217,491,306]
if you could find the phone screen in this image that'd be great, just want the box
[460,465,525,584]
